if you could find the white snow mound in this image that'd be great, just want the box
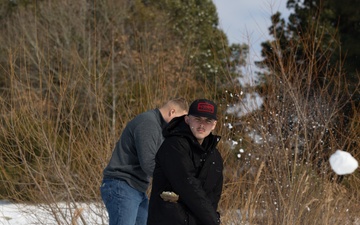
[329,150,358,175]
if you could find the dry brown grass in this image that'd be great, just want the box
[216,16,360,224]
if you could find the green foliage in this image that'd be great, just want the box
[256,0,360,162]
[141,0,248,90]
[258,0,360,98]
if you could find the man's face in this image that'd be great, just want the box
[185,115,217,144]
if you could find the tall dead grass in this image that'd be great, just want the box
[217,16,360,225]
[0,0,213,224]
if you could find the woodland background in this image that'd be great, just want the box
[0,0,359,224]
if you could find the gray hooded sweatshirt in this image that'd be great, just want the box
[103,108,166,193]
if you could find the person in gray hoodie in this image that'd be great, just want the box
[101,98,188,225]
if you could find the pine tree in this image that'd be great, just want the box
[258,0,360,99]
[141,0,248,88]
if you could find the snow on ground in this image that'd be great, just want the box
[0,200,107,225]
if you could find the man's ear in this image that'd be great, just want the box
[168,109,175,117]
[184,115,190,124]
[211,121,217,131]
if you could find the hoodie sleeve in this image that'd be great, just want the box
[134,119,163,176]
[157,136,220,225]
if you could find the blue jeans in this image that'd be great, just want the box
[100,179,149,225]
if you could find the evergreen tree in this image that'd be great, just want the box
[257,0,360,100]
[255,0,360,164]
[141,0,248,88]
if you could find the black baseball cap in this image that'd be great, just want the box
[188,99,217,120]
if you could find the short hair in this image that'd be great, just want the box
[166,97,189,111]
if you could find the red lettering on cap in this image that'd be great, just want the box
[197,103,214,113]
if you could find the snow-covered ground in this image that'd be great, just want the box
[0,201,107,225]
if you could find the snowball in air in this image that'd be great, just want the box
[329,150,358,175]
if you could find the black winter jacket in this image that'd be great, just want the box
[147,116,223,225]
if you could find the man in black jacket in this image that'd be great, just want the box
[147,99,223,225]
